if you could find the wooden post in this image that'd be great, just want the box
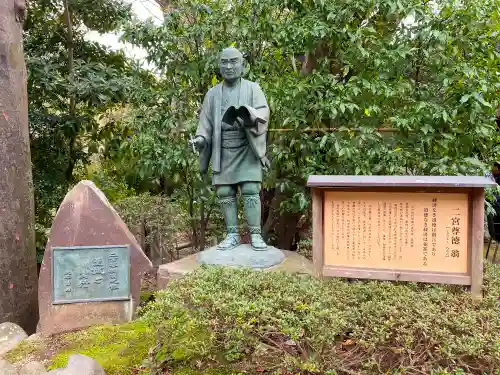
[470,188,485,298]
[312,188,323,278]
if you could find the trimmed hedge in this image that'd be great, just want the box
[139,263,500,375]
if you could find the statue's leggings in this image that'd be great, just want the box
[216,182,261,235]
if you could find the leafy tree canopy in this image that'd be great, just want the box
[26,0,154,250]
[116,0,499,248]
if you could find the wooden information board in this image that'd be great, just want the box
[307,176,496,297]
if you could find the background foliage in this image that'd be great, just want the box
[119,0,500,249]
[26,0,500,253]
[25,0,152,252]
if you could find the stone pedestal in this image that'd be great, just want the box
[157,245,314,289]
[197,244,285,268]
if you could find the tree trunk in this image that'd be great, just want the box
[63,0,77,182]
[0,0,38,333]
[262,189,302,251]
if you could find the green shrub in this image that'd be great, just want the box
[114,193,179,262]
[139,263,500,374]
[76,162,136,204]
[114,192,224,261]
[296,239,312,260]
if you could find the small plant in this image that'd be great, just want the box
[296,239,312,260]
[114,193,179,263]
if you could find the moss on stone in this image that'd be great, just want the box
[48,321,154,375]
[140,291,155,305]
[141,291,154,301]
[4,339,45,363]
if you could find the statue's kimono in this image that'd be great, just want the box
[196,78,270,186]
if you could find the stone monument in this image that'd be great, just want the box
[189,46,285,268]
[38,181,152,334]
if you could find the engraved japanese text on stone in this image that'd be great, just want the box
[52,245,130,304]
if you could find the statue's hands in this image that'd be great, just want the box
[260,156,271,171]
[235,116,245,128]
[190,136,206,152]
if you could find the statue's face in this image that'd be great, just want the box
[219,48,244,83]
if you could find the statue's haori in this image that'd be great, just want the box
[190,47,271,251]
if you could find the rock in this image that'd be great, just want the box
[0,322,28,358]
[19,361,47,375]
[158,249,315,289]
[46,354,105,375]
[197,244,286,269]
[0,359,18,375]
[26,333,41,342]
[37,180,153,335]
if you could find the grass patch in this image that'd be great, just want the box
[138,262,500,375]
[48,321,154,375]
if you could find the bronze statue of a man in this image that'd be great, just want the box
[191,47,270,251]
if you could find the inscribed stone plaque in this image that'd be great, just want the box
[323,192,469,273]
[52,245,130,304]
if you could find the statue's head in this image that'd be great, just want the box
[219,47,244,83]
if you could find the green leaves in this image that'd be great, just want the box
[35,0,499,249]
[26,0,150,251]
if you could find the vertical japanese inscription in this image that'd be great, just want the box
[335,202,340,256]
[384,203,393,262]
[431,198,437,257]
[108,252,120,291]
[356,201,361,259]
[332,201,340,256]
[341,201,345,248]
[63,272,72,293]
[410,205,415,249]
[382,202,387,261]
[422,207,429,267]
[451,212,461,259]
[78,270,90,289]
[367,203,372,259]
[52,245,130,304]
[90,257,105,284]
[323,191,468,273]
[399,203,404,261]
[393,203,398,262]
[346,201,351,260]
[362,202,367,260]
[404,203,409,248]
[377,202,381,257]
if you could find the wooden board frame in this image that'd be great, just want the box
[307,176,495,298]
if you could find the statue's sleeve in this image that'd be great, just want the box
[247,83,269,136]
[241,82,269,160]
[196,91,213,141]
